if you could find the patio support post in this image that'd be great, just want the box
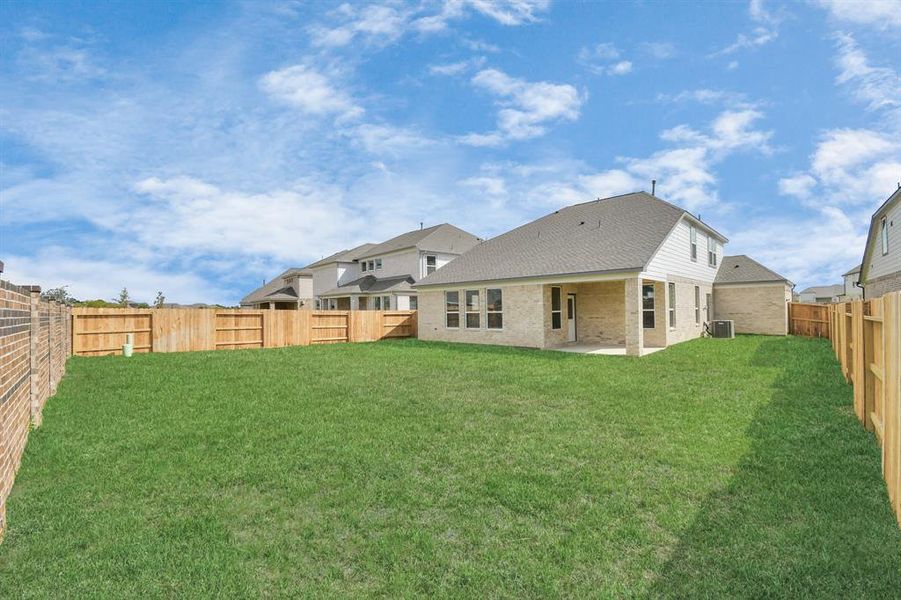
[625,277,644,357]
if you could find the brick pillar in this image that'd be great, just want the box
[625,277,644,357]
[27,287,42,427]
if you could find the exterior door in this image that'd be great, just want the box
[567,294,577,342]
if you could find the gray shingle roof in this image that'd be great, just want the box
[799,284,844,296]
[414,192,721,287]
[356,224,481,259]
[842,263,862,277]
[241,268,310,305]
[715,255,792,285]
[305,243,378,269]
[319,275,415,297]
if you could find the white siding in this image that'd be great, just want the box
[419,252,457,279]
[843,273,863,299]
[866,201,901,280]
[311,265,340,297]
[643,217,722,283]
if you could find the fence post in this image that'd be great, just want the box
[884,292,901,525]
[852,301,867,428]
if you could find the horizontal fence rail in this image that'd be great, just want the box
[825,293,901,527]
[788,302,831,338]
[71,308,418,356]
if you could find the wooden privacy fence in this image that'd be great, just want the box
[788,302,831,338]
[71,309,417,356]
[827,292,901,527]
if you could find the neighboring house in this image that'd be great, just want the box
[860,186,901,299]
[413,191,737,356]
[713,255,794,335]
[313,224,481,310]
[841,264,863,300]
[798,285,844,304]
[240,267,314,309]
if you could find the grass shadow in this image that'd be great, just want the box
[649,336,901,597]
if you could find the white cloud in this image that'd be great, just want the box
[640,42,676,59]
[311,0,550,48]
[259,64,363,119]
[713,0,782,56]
[428,56,486,76]
[656,88,750,107]
[578,43,634,75]
[460,68,585,146]
[778,173,817,199]
[833,32,901,115]
[815,0,901,30]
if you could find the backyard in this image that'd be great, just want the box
[1,336,900,597]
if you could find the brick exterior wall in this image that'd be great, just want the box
[713,282,791,335]
[0,280,70,541]
[417,285,546,348]
[865,272,901,299]
[664,276,713,346]
[541,282,627,347]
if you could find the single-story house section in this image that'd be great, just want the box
[713,255,794,335]
[413,191,732,356]
[240,267,314,309]
[798,284,844,304]
[860,186,901,298]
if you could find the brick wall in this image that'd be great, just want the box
[713,282,791,335]
[0,280,70,541]
[865,272,901,300]
[665,276,713,346]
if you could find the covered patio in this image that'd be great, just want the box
[540,277,667,356]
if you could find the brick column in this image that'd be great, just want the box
[27,287,42,427]
[624,277,644,357]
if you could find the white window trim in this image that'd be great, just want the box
[465,289,481,329]
[642,284,655,329]
[551,286,562,330]
[881,216,889,256]
[375,258,383,270]
[426,255,437,276]
[689,226,697,262]
[668,282,676,329]
[361,262,368,272]
[445,290,460,329]
[707,238,718,267]
[486,288,504,330]
[694,286,700,325]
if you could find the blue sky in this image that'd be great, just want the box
[1,0,900,304]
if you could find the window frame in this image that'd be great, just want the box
[689,225,698,262]
[707,237,718,267]
[375,258,383,270]
[382,295,390,310]
[465,289,481,329]
[551,286,562,330]
[486,288,503,330]
[668,282,676,329]
[694,285,700,325]
[445,290,460,329]
[373,296,381,310]
[409,295,418,310]
[642,284,655,329]
[426,255,437,275]
[361,261,368,272]
[881,216,889,255]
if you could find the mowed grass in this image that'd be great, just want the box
[1,336,900,598]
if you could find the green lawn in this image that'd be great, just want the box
[1,336,900,598]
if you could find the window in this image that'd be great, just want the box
[707,238,718,267]
[315,298,321,309]
[361,261,368,272]
[409,296,417,310]
[445,291,460,328]
[375,258,383,270]
[359,297,368,310]
[426,255,437,275]
[368,260,375,272]
[694,286,700,324]
[373,296,381,310]
[486,288,503,329]
[465,290,480,328]
[881,216,889,255]
[642,284,655,329]
[551,287,562,330]
[382,296,390,310]
[668,282,676,328]
[689,225,698,262]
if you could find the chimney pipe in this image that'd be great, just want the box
[651,180,656,196]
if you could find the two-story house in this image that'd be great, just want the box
[313,224,481,310]
[860,186,901,299]
[240,267,314,309]
[841,264,863,300]
[413,191,790,356]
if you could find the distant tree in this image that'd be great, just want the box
[154,291,166,308]
[75,299,120,308]
[41,286,76,305]
[115,287,131,307]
